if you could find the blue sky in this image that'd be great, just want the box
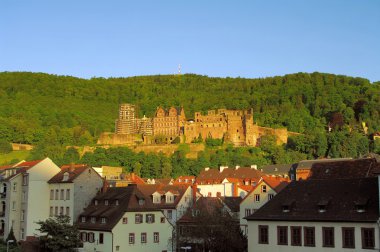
[1,0,379,81]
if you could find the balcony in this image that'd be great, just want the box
[0,193,6,199]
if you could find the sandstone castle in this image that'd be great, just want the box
[98,104,296,146]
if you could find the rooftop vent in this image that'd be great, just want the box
[62,172,69,182]
[282,200,295,213]
[235,165,240,170]
[355,197,369,213]
[317,199,330,213]
[251,165,257,170]
[219,166,228,173]
[204,167,210,171]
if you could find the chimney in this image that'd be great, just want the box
[191,183,198,206]
[235,165,240,170]
[101,178,108,193]
[233,183,238,197]
[251,165,257,170]
[219,166,228,173]
[204,167,210,171]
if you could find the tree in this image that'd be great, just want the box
[37,216,82,252]
[0,140,12,154]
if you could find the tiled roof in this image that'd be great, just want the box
[237,185,255,192]
[261,176,289,193]
[307,158,380,180]
[48,165,92,183]
[295,158,352,170]
[196,167,263,184]
[246,177,379,222]
[260,164,293,175]
[219,197,242,212]
[136,184,189,209]
[4,159,43,180]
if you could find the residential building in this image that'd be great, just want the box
[260,164,294,180]
[77,185,174,252]
[240,176,289,234]
[1,158,61,240]
[245,158,380,252]
[294,158,352,180]
[48,164,103,224]
[195,165,263,198]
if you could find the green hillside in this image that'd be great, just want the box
[0,71,379,170]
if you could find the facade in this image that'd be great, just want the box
[245,158,380,252]
[48,164,103,224]
[1,158,61,240]
[240,176,289,235]
[77,186,175,252]
[104,103,295,146]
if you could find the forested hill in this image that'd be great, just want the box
[0,71,379,146]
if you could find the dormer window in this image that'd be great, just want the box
[101,217,106,224]
[282,200,294,213]
[355,197,369,213]
[318,199,330,213]
[62,172,69,182]
[105,200,109,206]
[91,217,96,223]
[261,185,267,193]
[166,195,174,203]
[115,200,119,206]
[139,199,145,206]
[153,193,161,204]
[192,209,200,217]
[94,200,98,206]
[81,216,86,223]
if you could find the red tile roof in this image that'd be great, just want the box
[196,166,263,184]
[48,164,95,183]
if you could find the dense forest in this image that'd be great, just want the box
[0,71,379,176]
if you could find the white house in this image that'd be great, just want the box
[48,164,103,224]
[1,158,61,240]
[77,186,174,252]
[240,176,289,234]
[246,158,380,252]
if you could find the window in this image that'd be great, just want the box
[116,246,120,251]
[254,194,260,202]
[12,182,16,192]
[66,189,70,200]
[80,232,87,242]
[60,207,64,216]
[22,191,26,202]
[141,232,147,243]
[50,189,54,200]
[116,200,119,206]
[322,227,334,247]
[166,195,174,203]
[99,233,104,244]
[50,207,53,217]
[261,185,267,193]
[81,216,86,223]
[208,192,212,197]
[88,232,95,243]
[135,214,143,224]
[21,210,25,221]
[129,233,135,244]
[153,195,161,203]
[362,228,375,249]
[55,189,59,200]
[123,217,128,224]
[154,232,159,243]
[66,207,70,216]
[277,226,288,245]
[91,217,96,223]
[12,201,15,211]
[138,199,145,206]
[258,225,269,244]
[160,217,165,223]
[245,209,251,217]
[146,214,155,223]
[167,210,172,219]
[94,200,98,206]
[342,227,355,248]
[304,227,315,247]
[268,194,274,200]
[55,206,58,216]
[21,228,24,240]
[60,189,64,200]
[101,217,106,224]
[291,226,301,246]
[105,200,109,205]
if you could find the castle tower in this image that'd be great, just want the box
[115,104,136,134]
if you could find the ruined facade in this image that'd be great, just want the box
[106,103,294,147]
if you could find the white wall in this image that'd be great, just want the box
[49,183,75,223]
[247,220,379,252]
[80,231,112,252]
[197,183,233,197]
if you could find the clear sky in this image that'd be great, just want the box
[1,0,379,82]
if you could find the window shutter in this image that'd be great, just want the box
[152,214,155,223]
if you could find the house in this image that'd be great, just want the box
[245,158,380,252]
[77,185,174,252]
[195,165,263,197]
[0,158,61,241]
[173,175,195,185]
[294,158,352,180]
[48,164,103,224]
[176,197,243,252]
[240,176,289,235]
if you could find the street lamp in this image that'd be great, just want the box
[6,240,14,252]
[181,246,191,251]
